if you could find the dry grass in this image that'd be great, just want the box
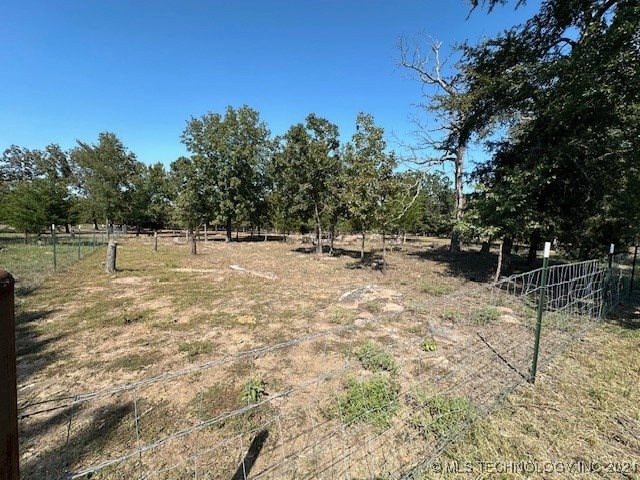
[429,300,640,479]
[13,233,639,479]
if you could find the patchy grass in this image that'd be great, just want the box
[423,316,640,479]
[407,389,477,440]
[418,280,455,296]
[332,375,400,429]
[355,340,398,374]
[469,306,501,325]
[178,340,214,361]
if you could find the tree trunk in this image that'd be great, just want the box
[480,236,492,255]
[382,230,387,271]
[190,232,197,255]
[314,203,322,255]
[329,225,335,255]
[225,217,232,242]
[361,232,366,261]
[93,219,98,230]
[65,224,70,234]
[528,230,540,266]
[449,144,466,253]
[24,231,28,245]
[494,236,513,282]
[105,241,117,273]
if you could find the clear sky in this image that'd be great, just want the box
[1,0,540,168]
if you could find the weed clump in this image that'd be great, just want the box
[355,341,398,374]
[418,280,454,296]
[407,389,477,440]
[470,306,501,325]
[334,375,400,429]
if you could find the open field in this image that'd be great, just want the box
[11,234,637,479]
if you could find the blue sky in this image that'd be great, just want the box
[1,1,540,168]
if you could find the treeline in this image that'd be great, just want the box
[0,111,454,252]
[3,0,637,267]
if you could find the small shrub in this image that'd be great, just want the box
[418,280,454,296]
[334,375,400,429]
[470,306,501,325]
[242,377,267,405]
[420,338,438,352]
[355,341,398,374]
[408,390,477,439]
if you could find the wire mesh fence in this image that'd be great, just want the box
[0,228,122,294]
[16,253,633,479]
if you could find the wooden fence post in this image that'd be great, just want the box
[105,241,118,273]
[0,269,19,480]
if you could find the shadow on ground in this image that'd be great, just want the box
[15,309,64,384]
[20,402,133,480]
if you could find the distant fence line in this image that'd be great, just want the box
[12,249,634,479]
[0,228,124,293]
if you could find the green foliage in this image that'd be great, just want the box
[334,375,400,429]
[343,113,401,261]
[180,105,271,240]
[271,113,341,253]
[242,377,267,405]
[470,306,501,325]
[463,0,640,256]
[355,341,398,374]
[72,132,142,226]
[420,338,438,352]
[408,389,477,440]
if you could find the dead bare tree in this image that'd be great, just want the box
[399,36,473,253]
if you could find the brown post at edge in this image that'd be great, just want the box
[0,269,19,480]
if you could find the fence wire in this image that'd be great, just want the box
[17,255,632,479]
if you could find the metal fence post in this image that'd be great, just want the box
[530,241,551,384]
[0,269,19,480]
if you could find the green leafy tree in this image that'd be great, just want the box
[464,0,640,262]
[181,105,271,242]
[343,113,398,262]
[72,132,142,229]
[272,114,341,253]
[169,156,211,233]
[3,180,51,242]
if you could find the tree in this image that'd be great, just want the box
[464,0,640,262]
[169,156,211,234]
[400,38,475,253]
[272,114,341,254]
[1,144,76,232]
[3,180,51,242]
[125,162,172,233]
[181,105,271,242]
[343,113,399,265]
[72,132,141,229]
